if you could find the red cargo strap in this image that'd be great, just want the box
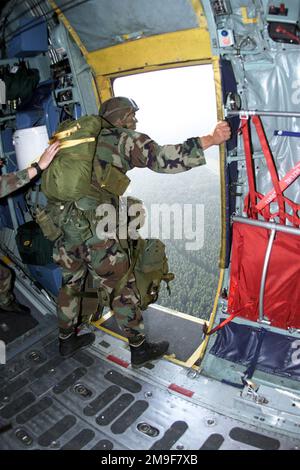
[204,301,254,336]
[204,311,240,336]
[252,116,286,224]
[256,161,300,211]
[240,116,300,225]
[240,117,258,219]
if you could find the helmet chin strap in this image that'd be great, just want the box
[100,115,114,126]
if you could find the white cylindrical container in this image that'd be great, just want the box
[13,126,49,170]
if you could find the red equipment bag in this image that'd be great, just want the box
[228,221,300,330]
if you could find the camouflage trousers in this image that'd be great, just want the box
[53,235,143,339]
[0,262,13,306]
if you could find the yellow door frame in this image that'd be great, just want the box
[90,55,226,367]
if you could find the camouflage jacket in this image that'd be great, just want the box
[0,169,30,199]
[95,127,206,174]
[50,127,207,247]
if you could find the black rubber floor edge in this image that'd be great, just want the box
[150,421,188,450]
[34,356,66,379]
[91,439,114,450]
[229,427,280,450]
[38,415,77,447]
[199,433,225,450]
[111,400,149,434]
[105,370,142,393]
[16,396,53,424]
[96,394,134,426]
[0,376,29,401]
[83,385,121,417]
[61,429,95,450]
[53,367,87,394]
[73,351,95,367]
[0,392,36,419]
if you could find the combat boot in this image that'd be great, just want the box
[0,299,30,315]
[129,334,169,368]
[59,331,95,357]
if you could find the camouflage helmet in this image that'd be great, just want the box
[100,96,139,119]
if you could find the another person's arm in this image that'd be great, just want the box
[0,141,60,198]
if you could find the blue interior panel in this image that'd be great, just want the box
[7,17,48,58]
[27,263,62,297]
[210,321,300,381]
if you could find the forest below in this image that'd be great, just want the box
[127,165,221,320]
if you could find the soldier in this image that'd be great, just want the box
[53,97,231,366]
[0,141,60,314]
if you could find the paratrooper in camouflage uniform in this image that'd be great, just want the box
[0,142,60,313]
[53,97,231,364]
[0,170,30,309]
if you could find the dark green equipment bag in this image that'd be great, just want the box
[15,221,54,266]
[3,62,40,107]
[134,239,175,310]
[115,238,174,310]
[41,115,103,202]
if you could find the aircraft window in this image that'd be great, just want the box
[113,65,220,320]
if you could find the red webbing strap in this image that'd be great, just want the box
[244,191,273,222]
[252,116,286,224]
[282,196,300,227]
[204,300,255,336]
[204,311,240,336]
[205,274,254,337]
[241,117,258,219]
[256,161,300,211]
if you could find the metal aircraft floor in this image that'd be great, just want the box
[0,272,300,451]
[1,324,300,450]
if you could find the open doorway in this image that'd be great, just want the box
[113,65,220,320]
